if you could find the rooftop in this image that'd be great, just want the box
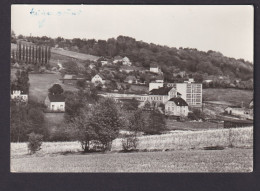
[48,94,65,102]
[149,87,173,95]
[168,97,188,106]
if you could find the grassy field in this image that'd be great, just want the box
[29,73,77,103]
[203,88,253,106]
[166,121,223,130]
[11,127,253,157]
[10,148,253,172]
[51,48,99,61]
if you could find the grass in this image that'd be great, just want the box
[112,127,253,151]
[166,121,224,130]
[10,148,253,172]
[203,88,253,106]
[29,73,77,103]
[51,48,99,61]
[11,127,253,157]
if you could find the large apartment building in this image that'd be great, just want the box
[166,79,202,108]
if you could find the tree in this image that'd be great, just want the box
[122,98,139,111]
[88,98,121,150]
[128,109,147,133]
[76,79,86,89]
[69,108,97,152]
[48,84,64,95]
[143,109,166,135]
[11,70,30,94]
[27,132,43,154]
[10,101,32,142]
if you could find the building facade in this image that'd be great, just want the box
[11,90,28,103]
[165,97,189,116]
[91,74,105,84]
[44,94,65,112]
[167,79,202,107]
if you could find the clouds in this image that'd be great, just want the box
[11,5,253,62]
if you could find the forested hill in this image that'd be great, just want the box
[14,35,253,83]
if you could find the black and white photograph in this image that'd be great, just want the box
[10,5,254,172]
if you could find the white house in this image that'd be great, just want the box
[150,64,161,74]
[165,97,189,116]
[149,82,164,91]
[44,94,65,112]
[113,56,123,63]
[224,106,246,116]
[148,87,179,104]
[122,57,132,66]
[11,90,28,103]
[124,76,137,84]
[91,74,105,84]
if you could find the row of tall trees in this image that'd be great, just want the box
[11,42,51,65]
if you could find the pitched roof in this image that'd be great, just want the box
[168,97,188,106]
[114,56,123,60]
[48,94,65,102]
[125,76,137,81]
[149,87,173,95]
[93,74,105,79]
[177,92,182,95]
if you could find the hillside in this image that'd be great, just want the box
[17,35,253,84]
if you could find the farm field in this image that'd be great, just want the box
[29,73,77,103]
[203,88,253,106]
[11,148,253,172]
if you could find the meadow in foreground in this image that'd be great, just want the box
[11,148,253,172]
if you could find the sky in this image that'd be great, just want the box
[11,5,254,62]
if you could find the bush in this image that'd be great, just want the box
[27,133,43,154]
[121,134,139,152]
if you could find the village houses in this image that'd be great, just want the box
[91,74,105,84]
[165,97,189,116]
[44,94,65,112]
[11,90,28,103]
[150,64,162,74]
[124,76,137,84]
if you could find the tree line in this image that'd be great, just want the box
[11,42,51,66]
[21,35,253,82]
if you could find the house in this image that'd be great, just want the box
[11,90,28,103]
[89,63,95,69]
[91,74,105,84]
[122,57,132,66]
[150,64,161,74]
[149,82,164,91]
[147,87,178,104]
[124,76,137,84]
[173,71,186,78]
[224,106,246,116]
[165,97,189,116]
[166,80,202,108]
[44,94,65,112]
[113,56,123,63]
[119,66,135,73]
[61,74,85,85]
